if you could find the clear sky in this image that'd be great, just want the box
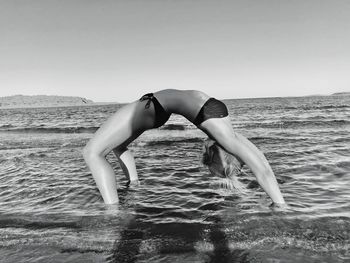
[0,0,349,102]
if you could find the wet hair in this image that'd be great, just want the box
[202,139,246,191]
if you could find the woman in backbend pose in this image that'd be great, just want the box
[83,89,286,205]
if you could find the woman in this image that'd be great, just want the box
[83,89,286,205]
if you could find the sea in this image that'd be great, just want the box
[0,95,349,263]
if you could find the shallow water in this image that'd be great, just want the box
[0,95,349,262]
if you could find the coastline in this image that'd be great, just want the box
[0,95,120,109]
[0,102,119,110]
[0,92,348,109]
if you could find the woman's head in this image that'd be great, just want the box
[202,139,244,179]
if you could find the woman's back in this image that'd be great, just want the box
[154,89,210,123]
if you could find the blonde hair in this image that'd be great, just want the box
[202,139,246,192]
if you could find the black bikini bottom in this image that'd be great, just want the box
[193,98,228,126]
[139,93,171,128]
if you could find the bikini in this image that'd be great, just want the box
[192,98,228,126]
[139,93,228,128]
[139,93,171,128]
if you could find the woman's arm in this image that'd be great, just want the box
[200,118,286,204]
[233,132,285,204]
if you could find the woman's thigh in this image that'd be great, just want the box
[198,116,234,142]
[86,100,155,156]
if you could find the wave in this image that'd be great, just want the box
[1,117,348,134]
[146,137,203,146]
[283,104,350,110]
[0,124,187,134]
[0,127,99,134]
[0,216,81,229]
[248,136,307,144]
[0,124,14,128]
[280,119,349,128]
[241,119,350,129]
[160,124,186,130]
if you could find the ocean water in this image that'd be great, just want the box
[0,95,349,263]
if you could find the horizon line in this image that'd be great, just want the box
[1,91,349,104]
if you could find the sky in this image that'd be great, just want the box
[0,0,349,102]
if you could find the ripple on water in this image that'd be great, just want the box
[0,96,349,262]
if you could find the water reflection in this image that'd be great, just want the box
[109,201,250,263]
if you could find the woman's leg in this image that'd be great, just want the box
[113,146,139,185]
[198,117,285,204]
[83,101,154,204]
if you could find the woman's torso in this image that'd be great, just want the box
[154,89,210,123]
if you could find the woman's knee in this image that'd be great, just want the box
[82,143,107,162]
[82,144,94,162]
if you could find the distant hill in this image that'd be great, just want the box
[331,92,350,96]
[0,95,94,108]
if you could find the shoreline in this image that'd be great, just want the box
[0,102,121,110]
[1,92,349,110]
